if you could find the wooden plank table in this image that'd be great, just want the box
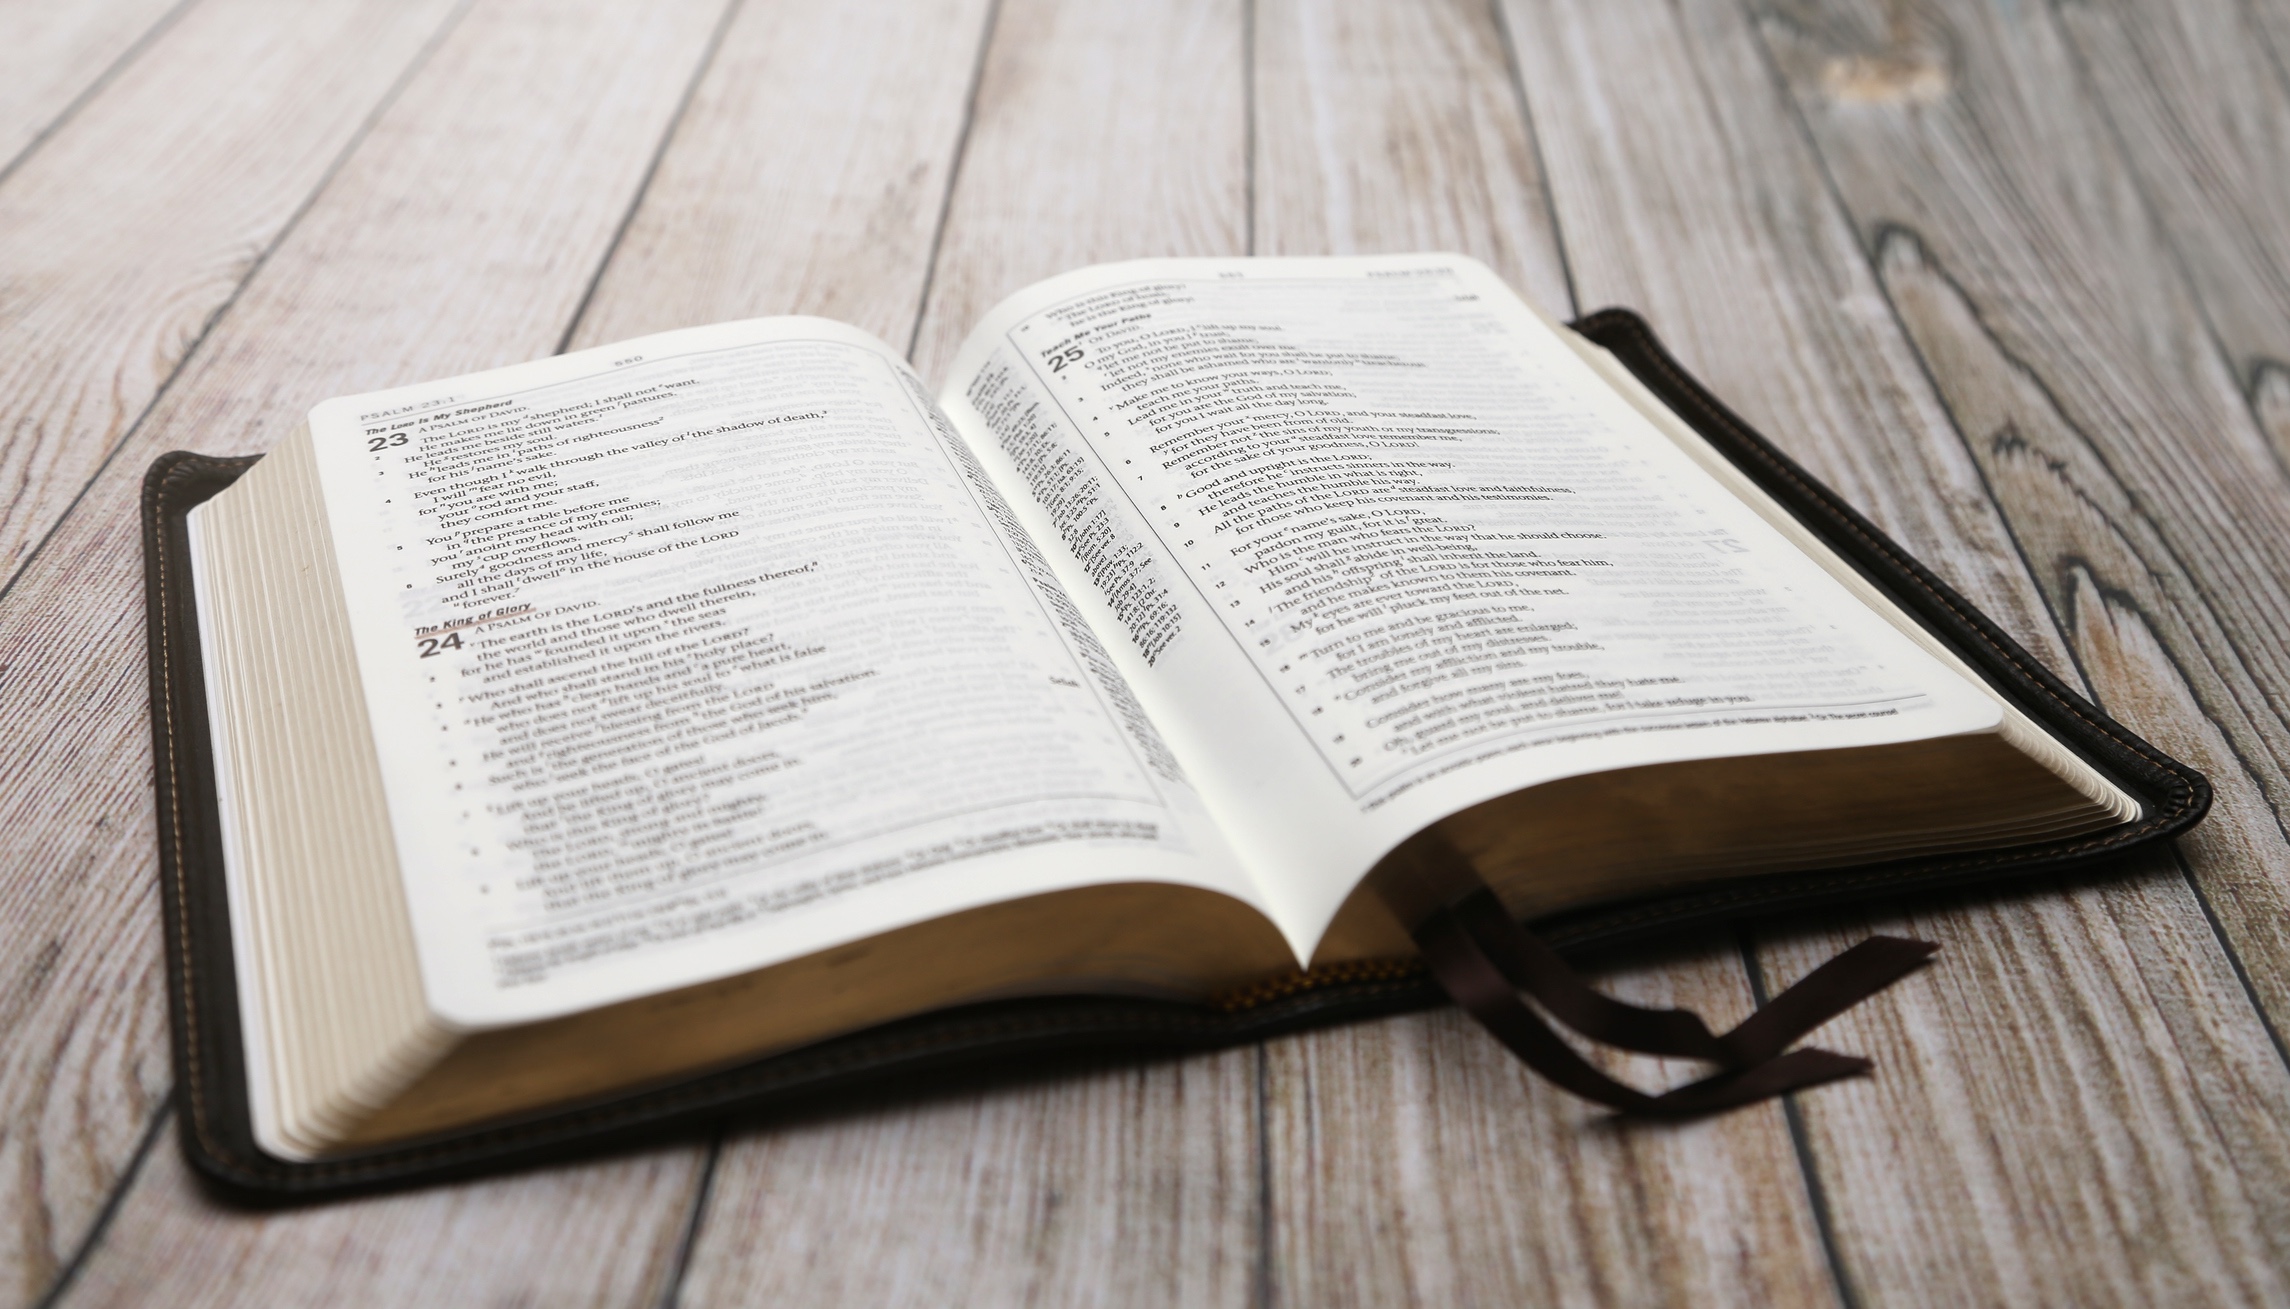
[3,0,2286,1303]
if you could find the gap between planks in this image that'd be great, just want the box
[6,0,742,1301]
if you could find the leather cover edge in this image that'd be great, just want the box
[143,310,2211,1201]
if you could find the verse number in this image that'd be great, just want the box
[417,632,464,658]
[367,433,408,452]
[1043,345,1084,373]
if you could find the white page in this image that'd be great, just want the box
[310,318,1261,1027]
[939,256,2003,955]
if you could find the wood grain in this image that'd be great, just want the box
[0,0,465,589]
[1754,0,2290,910]
[566,0,992,352]
[0,0,735,1300]
[1809,225,2290,1301]
[1746,864,2290,1306]
[1265,971,1838,1308]
[1507,0,2290,1302]
[0,3,466,1292]
[907,0,1249,381]
[1494,0,2067,658]
[1753,0,2290,935]
[52,1132,703,1309]
[1251,5,1835,1304]
[679,1054,1262,1307]
[1251,0,1570,316]
[669,3,1264,1302]
[0,0,2284,1301]
[1486,0,2290,1299]
[2050,0,2290,474]
[0,0,185,177]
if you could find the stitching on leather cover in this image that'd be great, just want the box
[156,454,298,1186]
[153,460,212,1166]
[155,457,239,1178]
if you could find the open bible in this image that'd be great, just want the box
[147,256,2204,1195]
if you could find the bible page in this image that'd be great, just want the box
[938,256,2004,957]
[308,317,1262,1027]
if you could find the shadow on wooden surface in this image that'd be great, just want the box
[2,0,2286,1304]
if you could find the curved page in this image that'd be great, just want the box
[938,256,2004,952]
[311,318,1262,1027]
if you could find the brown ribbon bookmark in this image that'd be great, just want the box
[1413,889,1937,1117]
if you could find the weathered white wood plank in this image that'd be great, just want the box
[679,1055,1262,1306]
[1750,870,2290,1306]
[2050,0,2290,474]
[1495,0,2067,659]
[1251,5,1836,1304]
[1753,0,2290,962]
[2042,0,2290,954]
[566,0,991,352]
[1818,228,2290,1302]
[0,0,735,1300]
[1509,0,2290,1300]
[1755,0,2290,855]
[0,0,467,587]
[1868,208,2290,990]
[1478,0,2290,1299]
[1251,0,1570,315]
[673,3,1264,1303]
[906,0,1249,382]
[0,3,468,1293]
[52,1133,703,1309]
[1266,971,1839,1308]
[0,0,186,176]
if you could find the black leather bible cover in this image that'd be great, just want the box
[145,311,2210,1202]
